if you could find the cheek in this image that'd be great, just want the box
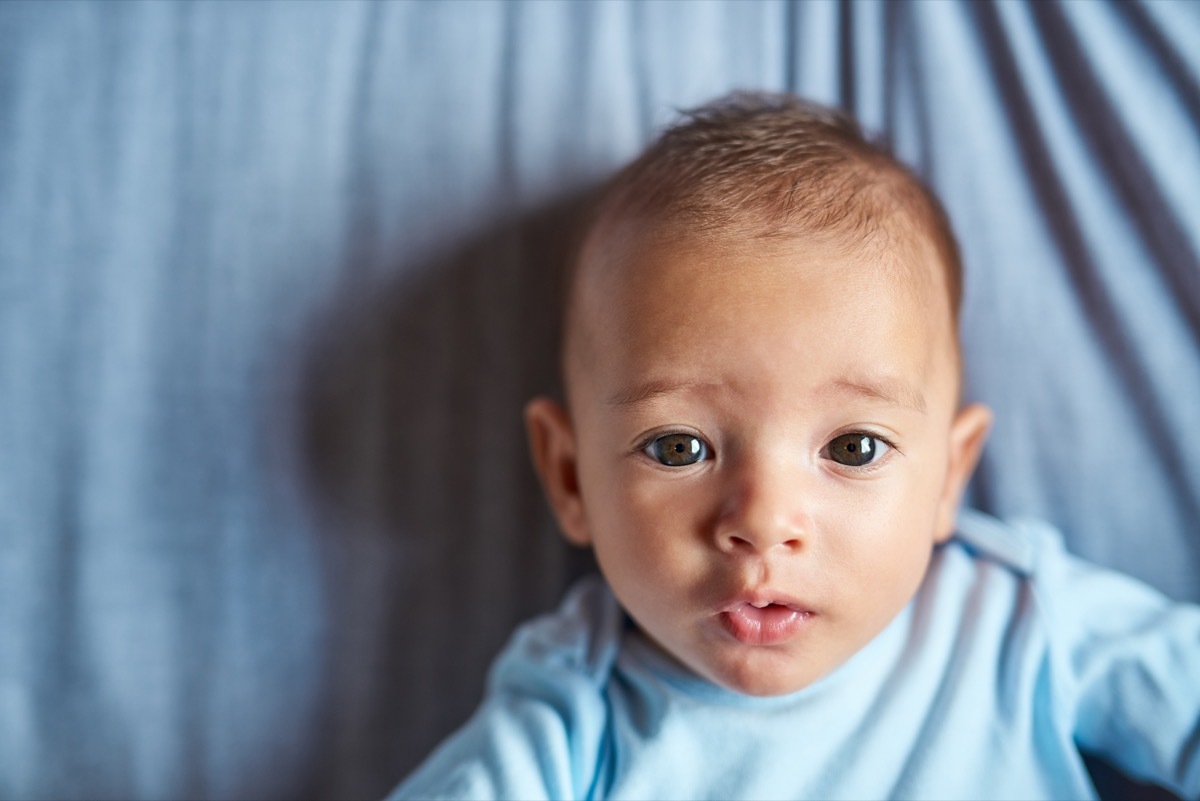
[589,472,715,617]
[578,442,703,543]
[598,474,721,599]
[620,470,713,549]
[813,469,940,581]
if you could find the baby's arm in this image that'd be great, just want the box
[1033,522,1200,798]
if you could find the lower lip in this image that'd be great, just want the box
[719,604,813,646]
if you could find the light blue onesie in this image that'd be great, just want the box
[392,510,1200,800]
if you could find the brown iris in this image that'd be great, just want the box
[828,434,878,467]
[648,434,707,466]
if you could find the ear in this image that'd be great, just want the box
[524,396,592,546]
[934,403,993,543]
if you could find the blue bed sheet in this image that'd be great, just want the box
[0,2,1195,798]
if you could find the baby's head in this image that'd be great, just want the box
[526,92,992,696]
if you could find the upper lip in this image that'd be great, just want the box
[719,590,813,614]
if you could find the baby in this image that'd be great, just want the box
[393,93,1199,800]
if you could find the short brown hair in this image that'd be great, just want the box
[581,91,962,321]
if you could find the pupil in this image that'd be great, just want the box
[846,442,857,453]
[674,443,685,453]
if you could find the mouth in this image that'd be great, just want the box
[718,596,814,646]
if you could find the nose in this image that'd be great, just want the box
[714,459,808,556]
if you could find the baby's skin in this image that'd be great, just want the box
[525,226,992,697]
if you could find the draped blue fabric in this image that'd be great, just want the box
[0,2,1195,798]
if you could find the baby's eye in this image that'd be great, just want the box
[644,433,710,467]
[826,433,890,467]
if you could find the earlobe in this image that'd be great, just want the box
[934,403,993,543]
[523,396,592,546]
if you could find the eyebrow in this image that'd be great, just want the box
[607,379,720,408]
[825,376,927,414]
[607,375,926,413]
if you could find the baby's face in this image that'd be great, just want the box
[527,230,990,696]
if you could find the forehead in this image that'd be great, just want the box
[566,229,956,414]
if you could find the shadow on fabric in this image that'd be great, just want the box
[294,186,601,799]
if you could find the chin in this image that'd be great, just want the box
[717,674,810,697]
[706,654,817,697]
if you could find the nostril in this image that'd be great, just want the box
[721,531,803,553]
[725,533,754,550]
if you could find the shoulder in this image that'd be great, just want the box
[916,509,1063,640]
[944,509,1200,711]
[941,509,1183,647]
[488,574,625,700]
[949,508,1188,627]
[913,510,1062,683]
[950,507,1062,577]
[946,512,1200,796]
[941,508,1133,609]
[920,510,1115,709]
[391,576,624,801]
